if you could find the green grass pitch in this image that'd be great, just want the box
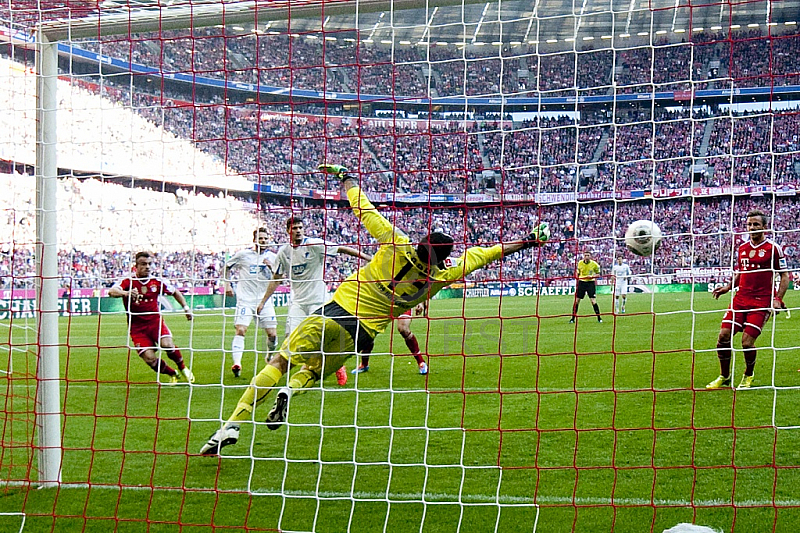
[2,291,800,532]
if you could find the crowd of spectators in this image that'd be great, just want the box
[4,23,800,197]
[48,74,800,196]
[56,26,800,98]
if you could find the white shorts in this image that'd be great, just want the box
[614,282,628,296]
[286,302,323,336]
[235,299,277,330]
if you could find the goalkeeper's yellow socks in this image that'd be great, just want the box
[228,364,284,423]
[287,369,319,396]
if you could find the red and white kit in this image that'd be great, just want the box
[113,276,178,352]
[722,239,786,338]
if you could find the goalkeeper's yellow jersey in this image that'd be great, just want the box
[332,187,503,336]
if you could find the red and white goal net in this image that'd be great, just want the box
[1,1,800,532]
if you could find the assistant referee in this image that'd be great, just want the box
[570,250,603,323]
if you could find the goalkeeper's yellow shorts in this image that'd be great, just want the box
[277,314,354,378]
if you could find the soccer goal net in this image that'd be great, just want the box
[2,1,799,532]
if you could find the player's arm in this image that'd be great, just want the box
[320,164,399,244]
[256,272,285,314]
[592,262,601,281]
[337,245,372,262]
[222,265,234,297]
[776,271,790,302]
[108,285,128,298]
[773,246,790,305]
[171,288,194,321]
[712,273,738,299]
[221,254,238,297]
[441,226,549,281]
[109,279,141,303]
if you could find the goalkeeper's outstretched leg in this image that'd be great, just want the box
[200,313,355,455]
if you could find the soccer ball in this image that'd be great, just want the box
[625,220,662,256]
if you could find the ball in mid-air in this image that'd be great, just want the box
[625,220,662,256]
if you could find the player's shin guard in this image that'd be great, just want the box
[287,369,319,395]
[592,302,601,317]
[232,335,245,367]
[716,341,733,377]
[166,348,185,370]
[228,364,284,423]
[267,335,278,353]
[572,301,579,317]
[744,349,757,376]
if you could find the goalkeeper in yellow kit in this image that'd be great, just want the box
[200,164,550,455]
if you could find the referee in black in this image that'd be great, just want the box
[570,250,602,323]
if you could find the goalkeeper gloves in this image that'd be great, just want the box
[318,164,354,181]
[521,222,551,250]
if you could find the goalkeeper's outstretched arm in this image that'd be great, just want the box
[319,163,549,265]
[319,164,402,244]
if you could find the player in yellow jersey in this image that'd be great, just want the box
[200,164,550,455]
[570,250,603,323]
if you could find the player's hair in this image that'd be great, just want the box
[286,216,303,231]
[134,251,152,263]
[253,227,269,240]
[417,233,454,268]
[746,209,768,226]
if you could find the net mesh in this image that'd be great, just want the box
[1,1,800,532]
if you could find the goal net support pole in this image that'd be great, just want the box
[34,29,62,487]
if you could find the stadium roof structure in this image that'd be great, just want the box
[20,0,800,45]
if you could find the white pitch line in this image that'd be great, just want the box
[1,482,797,508]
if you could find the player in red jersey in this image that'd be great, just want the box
[351,300,429,375]
[109,251,195,384]
[706,210,789,390]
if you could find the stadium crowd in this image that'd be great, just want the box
[66,26,800,97]
[53,77,800,195]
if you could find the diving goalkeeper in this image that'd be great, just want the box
[200,164,549,455]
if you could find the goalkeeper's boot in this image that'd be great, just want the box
[167,374,180,385]
[351,365,369,374]
[266,387,290,431]
[199,424,240,455]
[336,366,348,386]
[182,367,195,384]
[231,364,241,378]
[705,375,732,389]
[419,362,428,375]
[318,163,352,181]
[737,374,754,390]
